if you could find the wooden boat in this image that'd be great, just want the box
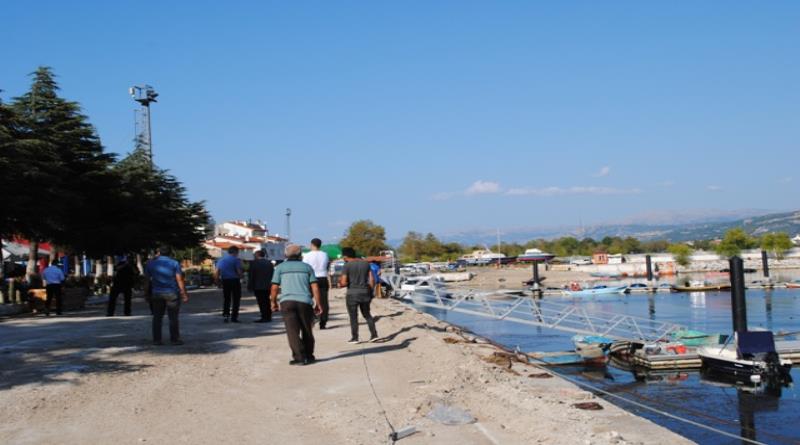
[698,331,793,385]
[564,285,628,297]
[674,280,731,292]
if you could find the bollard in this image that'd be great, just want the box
[645,255,653,282]
[532,262,542,299]
[761,250,770,279]
[729,256,748,333]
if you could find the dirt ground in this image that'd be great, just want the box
[0,288,693,445]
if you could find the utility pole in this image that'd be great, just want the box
[285,208,292,242]
[129,85,158,168]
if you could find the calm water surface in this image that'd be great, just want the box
[414,275,800,445]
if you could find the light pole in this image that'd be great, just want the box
[285,208,292,242]
[129,85,158,167]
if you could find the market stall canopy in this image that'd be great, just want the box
[301,244,342,260]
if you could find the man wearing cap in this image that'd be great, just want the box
[270,244,323,365]
[214,246,243,323]
[144,246,188,345]
[302,238,330,329]
[42,259,66,316]
[107,256,136,316]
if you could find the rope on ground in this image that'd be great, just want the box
[360,342,398,444]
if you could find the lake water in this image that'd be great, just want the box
[413,278,800,445]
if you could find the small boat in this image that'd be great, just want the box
[572,335,613,364]
[698,331,793,386]
[747,279,775,289]
[590,271,621,279]
[565,285,628,297]
[670,329,722,347]
[459,249,506,265]
[626,283,651,293]
[674,280,731,292]
[784,280,800,289]
[656,283,675,293]
[516,248,555,263]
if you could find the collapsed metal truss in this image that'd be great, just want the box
[385,274,685,343]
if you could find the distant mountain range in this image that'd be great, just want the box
[423,209,800,246]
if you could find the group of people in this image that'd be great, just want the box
[37,238,384,364]
[215,238,381,365]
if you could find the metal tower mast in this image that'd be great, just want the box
[129,85,158,167]
[285,208,292,242]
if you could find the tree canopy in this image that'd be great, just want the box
[340,220,388,256]
[761,232,793,259]
[1,66,209,266]
[715,228,758,258]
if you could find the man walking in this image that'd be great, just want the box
[302,238,330,329]
[270,244,322,365]
[215,246,243,323]
[42,259,66,316]
[340,247,378,343]
[144,246,188,345]
[107,256,136,316]
[248,249,274,322]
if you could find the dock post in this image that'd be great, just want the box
[761,250,770,279]
[645,255,653,289]
[729,256,748,333]
[532,262,542,299]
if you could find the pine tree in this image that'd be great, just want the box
[12,67,117,273]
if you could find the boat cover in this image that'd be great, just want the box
[737,331,777,360]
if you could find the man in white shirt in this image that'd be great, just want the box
[42,259,66,316]
[303,238,330,329]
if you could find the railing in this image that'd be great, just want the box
[387,273,685,343]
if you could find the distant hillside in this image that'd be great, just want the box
[433,209,800,246]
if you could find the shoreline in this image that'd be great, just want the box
[0,288,693,444]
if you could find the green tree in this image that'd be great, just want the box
[398,231,424,261]
[668,243,693,267]
[11,67,115,277]
[761,232,793,259]
[341,220,388,256]
[715,228,757,258]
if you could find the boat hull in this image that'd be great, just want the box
[565,286,628,297]
[674,285,731,292]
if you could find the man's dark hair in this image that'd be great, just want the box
[255,249,266,258]
[342,247,356,258]
[228,246,240,255]
[310,238,322,248]
[157,244,171,256]
[51,259,60,266]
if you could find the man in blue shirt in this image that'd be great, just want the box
[214,246,243,323]
[42,259,66,316]
[145,246,188,345]
[271,244,322,365]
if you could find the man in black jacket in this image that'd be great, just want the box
[107,256,136,316]
[248,249,274,322]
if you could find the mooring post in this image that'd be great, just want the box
[532,262,542,299]
[761,250,770,279]
[645,254,653,284]
[729,256,748,333]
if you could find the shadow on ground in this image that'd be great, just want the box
[0,289,283,390]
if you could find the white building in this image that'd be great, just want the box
[205,220,287,261]
[793,234,800,246]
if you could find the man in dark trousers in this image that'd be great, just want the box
[340,247,378,343]
[42,259,66,316]
[214,246,243,323]
[144,245,188,345]
[270,244,322,365]
[248,249,274,322]
[302,238,330,328]
[107,256,136,316]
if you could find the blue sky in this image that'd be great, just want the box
[3,1,798,243]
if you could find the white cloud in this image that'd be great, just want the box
[505,186,641,196]
[707,185,723,191]
[465,180,502,195]
[593,166,611,177]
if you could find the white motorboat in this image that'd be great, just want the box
[516,248,555,263]
[698,331,792,385]
[459,249,506,265]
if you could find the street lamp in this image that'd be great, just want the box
[129,85,158,167]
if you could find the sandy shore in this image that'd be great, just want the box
[0,288,692,444]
